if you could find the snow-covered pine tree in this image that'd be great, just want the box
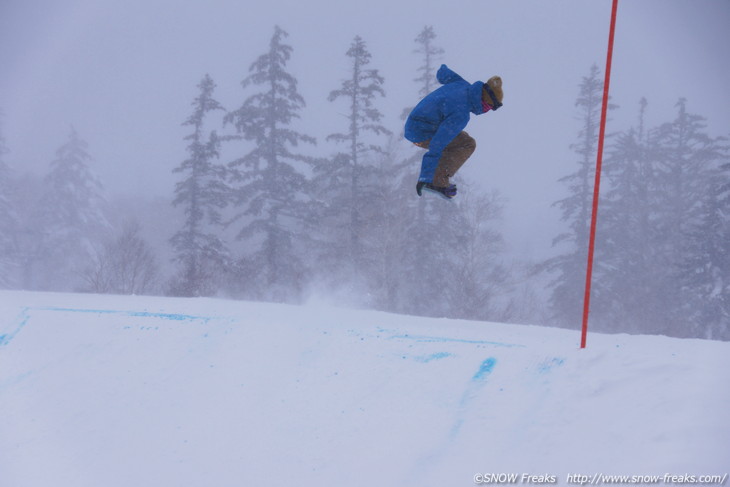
[547,65,614,329]
[598,98,666,332]
[400,25,444,121]
[719,136,730,336]
[646,99,722,336]
[707,138,730,337]
[413,26,444,99]
[0,112,19,288]
[317,35,390,280]
[398,26,453,318]
[36,127,109,291]
[670,117,729,338]
[170,74,229,297]
[654,100,714,259]
[225,26,316,302]
[680,165,729,339]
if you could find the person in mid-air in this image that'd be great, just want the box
[404,64,503,199]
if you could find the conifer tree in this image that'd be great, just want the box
[650,99,724,336]
[597,99,666,332]
[170,74,229,297]
[400,25,444,121]
[708,141,730,337]
[225,26,315,302]
[680,164,730,339]
[547,65,613,328]
[413,26,444,98]
[670,118,730,338]
[653,100,717,256]
[316,35,390,278]
[37,128,109,290]
[398,26,452,317]
[585,97,728,338]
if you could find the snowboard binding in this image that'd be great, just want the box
[416,181,457,200]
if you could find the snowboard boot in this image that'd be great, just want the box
[416,182,457,200]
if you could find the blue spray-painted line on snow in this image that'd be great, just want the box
[0,306,214,347]
[451,357,498,439]
[472,357,497,381]
[537,357,565,374]
[389,334,525,348]
[34,306,214,323]
[413,352,454,363]
[413,356,499,477]
[0,369,36,390]
[0,307,31,347]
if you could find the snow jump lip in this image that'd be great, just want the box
[2,306,528,350]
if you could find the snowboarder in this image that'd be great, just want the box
[404,64,503,199]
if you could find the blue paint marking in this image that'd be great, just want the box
[537,357,565,374]
[1,306,212,347]
[390,334,524,348]
[0,308,31,347]
[414,352,454,363]
[449,358,499,439]
[450,418,465,438]
[36,307,212,323]
[472,357,497,381]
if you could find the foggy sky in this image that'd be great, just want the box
[1,0,729,260]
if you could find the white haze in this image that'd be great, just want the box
[1,0,729,263]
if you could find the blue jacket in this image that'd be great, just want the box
[404,65,487,183]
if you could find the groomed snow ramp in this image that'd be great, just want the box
[1,291,728,487]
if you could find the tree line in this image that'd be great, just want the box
[547,65,729,340]
[0,27,727,339]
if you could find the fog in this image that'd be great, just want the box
[1,0,728,336]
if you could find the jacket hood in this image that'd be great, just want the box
[436,64,465,85]
[437,64,486,115]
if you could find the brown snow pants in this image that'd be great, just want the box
[414,131,477,187]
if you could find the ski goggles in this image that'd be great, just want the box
[483,83,502,110]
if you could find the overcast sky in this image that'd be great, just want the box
[1,0,729,259]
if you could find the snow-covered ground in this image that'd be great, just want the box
[1,290,728,487]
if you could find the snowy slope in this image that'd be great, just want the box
[1,290,728,487]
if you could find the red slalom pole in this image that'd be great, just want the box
[581,0,619,349]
